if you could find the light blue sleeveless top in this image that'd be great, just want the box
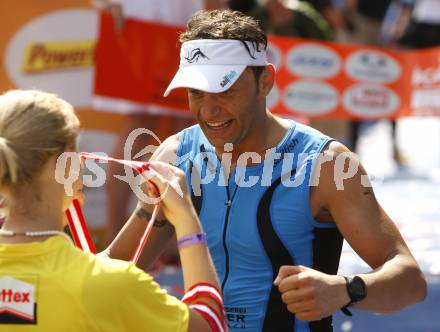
[176,121,342,332]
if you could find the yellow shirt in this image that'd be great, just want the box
[0,236,189,331]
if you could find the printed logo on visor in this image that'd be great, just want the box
[220,70,237,88]
[185,48,209,63]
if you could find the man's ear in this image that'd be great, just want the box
[259,64,276,97]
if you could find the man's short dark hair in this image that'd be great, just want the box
[180,9,267,86]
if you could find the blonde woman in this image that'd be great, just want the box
[0,90,224,332]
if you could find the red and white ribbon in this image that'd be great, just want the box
[130,202,160,263]
[64,152,160,263]
[79,152,150,174]
[66,199,96,254]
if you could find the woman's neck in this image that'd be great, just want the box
[0,187,65,243]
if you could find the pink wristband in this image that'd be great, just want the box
[178,232,207,249]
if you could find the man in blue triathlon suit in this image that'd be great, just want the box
[108,9,426,332]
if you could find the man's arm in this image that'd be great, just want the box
[103,134,180,268]
[275,141,426,320]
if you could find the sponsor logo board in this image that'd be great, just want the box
[343,83,400,117]
[345,50,401,83]
[283,80,339,115]
[286,44,341,79]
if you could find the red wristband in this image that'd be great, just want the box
[182,282,223,306]
[189,303,226,332]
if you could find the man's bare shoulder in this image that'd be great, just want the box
[321,140,352,157]
[318,140,360,175]
[151,133,181,164]
[312,140,367,194]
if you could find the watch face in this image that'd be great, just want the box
[348,276,367,302]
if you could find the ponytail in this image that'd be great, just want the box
[0,137,18,187]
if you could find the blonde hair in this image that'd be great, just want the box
[0,90,79,188]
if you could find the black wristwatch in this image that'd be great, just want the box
[341,275,367,316]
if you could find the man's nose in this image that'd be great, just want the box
[200,93,222,117]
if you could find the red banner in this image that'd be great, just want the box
[94,13,440,119]
[94,13,187,111]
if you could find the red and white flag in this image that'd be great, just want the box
[93,13,188,115]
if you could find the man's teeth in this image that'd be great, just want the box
[207,120,229,128]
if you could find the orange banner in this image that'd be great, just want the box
[0,0,127,134]
[267,36,440,119]
[267,36,410,119]
[94,14,440,119]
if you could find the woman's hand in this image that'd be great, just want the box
[141,161,198,231]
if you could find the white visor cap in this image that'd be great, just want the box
[164,39,268,97]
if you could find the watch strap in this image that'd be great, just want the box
[341,275,367,316]
[341,276,353,316]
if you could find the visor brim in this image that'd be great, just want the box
[163,65,247,97]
